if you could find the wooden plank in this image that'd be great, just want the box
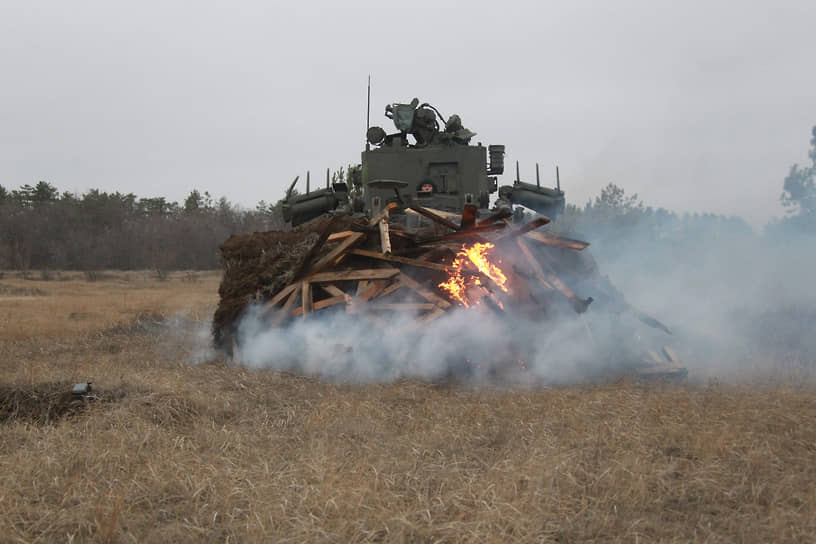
[348,249,450,272]
[476,208,512,227]
[368,303,436,311]
[516,238,554,290]
[662,346,678,362]
[307,232,365,275]
[407,206,461,222]
[327,230,355,242]
[367,202,399,226]
[406,205,461,231]
[375,280,404,299]
[356,280,370,297]
[633,309,672,334]
[301,281,312,316]
[495,217,551,241]
[523,244,591,314]
[426,223,504,243]
[294,215,342,279]
[261,282,299,314]
[378,220,392,254]
[388,229,416,241]
[291,294,348,316]
[308,268,400,283]
[524,230,589,251]
[398,272,452,309]
[321,284,345,297]
[270,283,302,327]
[359,280,386,302]
[417,307,447,323]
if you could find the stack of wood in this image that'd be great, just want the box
[248,204,592,332]
[213,206,686,378]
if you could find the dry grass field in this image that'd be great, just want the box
[1,271,814,543]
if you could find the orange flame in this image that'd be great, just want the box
[438,242,508,307]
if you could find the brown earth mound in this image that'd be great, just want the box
[212,215,364,350]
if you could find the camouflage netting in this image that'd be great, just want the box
[212,215,362,350]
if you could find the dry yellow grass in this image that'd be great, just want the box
[1,271,814,543]
[0,270,218,340]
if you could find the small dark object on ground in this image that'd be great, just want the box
[72,382,93,396]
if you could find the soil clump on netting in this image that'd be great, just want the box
[213,216,364,349]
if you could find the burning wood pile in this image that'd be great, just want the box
[213,205,685,379]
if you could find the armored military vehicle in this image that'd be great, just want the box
[214,98,684,381]
[281,97,566,226]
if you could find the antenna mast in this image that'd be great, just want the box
[365,75,371,151]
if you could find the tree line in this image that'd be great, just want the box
[0,184,287,273]
[554,124,816,257]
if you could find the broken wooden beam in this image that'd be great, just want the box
[531,250,593,313]
[495,217,551,241]
[425,223,504,243]
[327,230,355,242]
[356,280,370,297]
[379,220,392,254]
[398,272,452,309]
[301,281,312,316]
[308,268,400,283]
[347,249,450,272]
[293,216,343,278]
[367,202,399,226]
[320,284,346,298]
[260,282,300,315]
[359,280,387,302]
[407,205,461,231]
[291,294,348,316]
[524,230,589,251]
[515,238,555,291]
[270,283,302,326]
[376,280,405,299]
[417,307,447,323]
[476,208,513,227]
[306,232,365,274]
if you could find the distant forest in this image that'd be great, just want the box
[0,184,287,272]
[1,127,813,273]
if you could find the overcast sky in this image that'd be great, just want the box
[1,0,814,224]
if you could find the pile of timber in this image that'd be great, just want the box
[212,205,594,352]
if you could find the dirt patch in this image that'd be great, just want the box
[0,382,126,424]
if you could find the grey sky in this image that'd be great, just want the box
[1,0,814,224]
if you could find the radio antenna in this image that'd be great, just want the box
[365,75,371,151]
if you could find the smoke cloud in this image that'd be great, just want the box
[236,304,619,385]
[225,212,815,386]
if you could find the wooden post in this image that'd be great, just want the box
[379,219,391,254]
[301,281,312,316]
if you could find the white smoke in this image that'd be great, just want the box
[573,219,816,382]
[227,217,816,385]
[233,295,663,385]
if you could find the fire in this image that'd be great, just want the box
[439,242,509,307]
